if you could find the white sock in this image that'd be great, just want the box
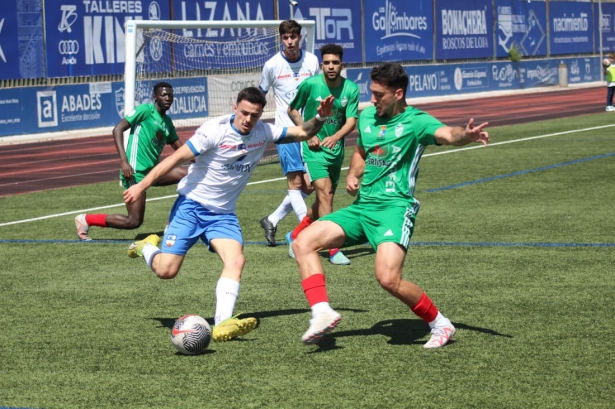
[214,277,240,325]
[428,312,449,329]
[268,195,293,226]
[311,301,333,318]
[289,189,308,221]
[142,244,161,270]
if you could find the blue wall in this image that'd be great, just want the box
[0,56,600,137]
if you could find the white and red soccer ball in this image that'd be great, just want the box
[171,314,212,355]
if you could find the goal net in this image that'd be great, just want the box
[124,20,315,147]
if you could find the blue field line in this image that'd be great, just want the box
[426,151,615,193]
[0,239,613,248]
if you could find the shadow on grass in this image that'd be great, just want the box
[318,245,375,260]
[152,307,369,332]
[310,319,513,353]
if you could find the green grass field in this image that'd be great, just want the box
[1,113,614,408]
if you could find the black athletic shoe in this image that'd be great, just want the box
[259,217,277,246]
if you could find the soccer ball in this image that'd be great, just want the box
[171,314,212,355]
[603,58,611,67]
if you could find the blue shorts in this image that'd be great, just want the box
[276,142,305,175]
[162,195,243,256]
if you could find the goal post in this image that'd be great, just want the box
[123,19,316,139]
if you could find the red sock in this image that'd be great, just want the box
[85,214,107,228]
[329,248,340,257]
[410,292,439,323]
[301,274,329,307]
[291,216,313,240]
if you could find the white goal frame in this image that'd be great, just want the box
[123,19,316,120]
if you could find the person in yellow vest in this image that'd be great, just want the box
[604,54,615,111]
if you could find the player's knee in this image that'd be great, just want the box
[226,254,245,272]
[154,265,179,280]
[375,271,401,294]
[293,234,317,257]
[125,216,144,229]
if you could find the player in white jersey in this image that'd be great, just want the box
[258,20,320,246]
[123,87,334,343]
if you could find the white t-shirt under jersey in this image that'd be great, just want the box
[179,114,287,213]
[259,50,320,126]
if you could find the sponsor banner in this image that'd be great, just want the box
[496,0,547,58]
[549,2,593,55]
[0,0,44,80]
[597,3,615,53]
[279,0,362,64]
[44,0,171,77]
[0,58,601,137]
[172,0,276,71]
[0,83,115,135]
[117,77,209,121]
[436,0,493,60]
[207,73,275,118]
[346,68,372,103]
[560,57,600,84]
[363,0,433,63]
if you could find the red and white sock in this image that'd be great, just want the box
[301,274,333,317]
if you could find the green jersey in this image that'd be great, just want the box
[355,106,444,207]
[124,103,179,173]
[289,74,359,161]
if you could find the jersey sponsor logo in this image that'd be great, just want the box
[366,156,393,168]
[222,162,252,173]
[395,123,404,137]
[247,141,265,149]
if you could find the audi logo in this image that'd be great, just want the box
[58,40,79,55]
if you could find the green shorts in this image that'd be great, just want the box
[120,170,157,190]
[304,154,344,188]
[320,202,419,249]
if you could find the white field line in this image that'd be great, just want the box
[1,123,613,228]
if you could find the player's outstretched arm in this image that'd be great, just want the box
[434,118,489,147]
[280,95,335,144]
[112,119,134,179]
[124,144,195,204]
[346,145,366,196]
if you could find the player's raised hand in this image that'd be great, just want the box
[317,95,335,118]
[465,118,489,146]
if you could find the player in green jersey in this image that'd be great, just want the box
[292,63,489,348]
[286,44,360,265]
[74,82,188,241]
